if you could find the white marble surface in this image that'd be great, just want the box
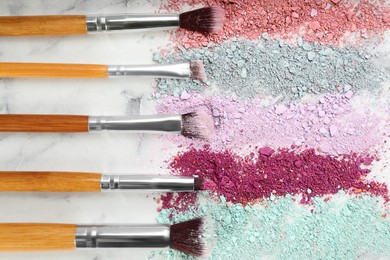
[0,0,176,259]
[1,1,390,260]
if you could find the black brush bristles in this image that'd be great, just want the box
[179,6,225,34]
[170,218,209,257]
[181,111,215,139]
[194,177,217,191]
[194,176,205,191]
[190,60,207,82]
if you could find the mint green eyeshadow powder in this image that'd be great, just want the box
[150,193,390,260]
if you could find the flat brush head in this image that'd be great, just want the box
[181,111,215,139]
[190,60,207,82]
[170,217,210,257]
[179,6,225,34]
[194,176,216,191]
[194,176,205,191]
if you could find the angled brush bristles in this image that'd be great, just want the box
[179,6,225,34]
[181,111,215,139]
[170,218,210,257]
[190,60,207,82]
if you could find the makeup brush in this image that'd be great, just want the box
[0,172,207,192]
[0,112,214,139]
[0,61,207,81]
[0,218,211,257]
[0,6,225,37]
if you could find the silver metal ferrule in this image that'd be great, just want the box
[107,62,191,78]
[86,14,180,32]
[88,115,182,133]
[75,225,170,248]
[100,175,195,192]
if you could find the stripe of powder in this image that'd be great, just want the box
[161,0,390,47]
[151,193,390,260]
[157,93,387,155]
[153,39,387,100]
[160,146,387,209]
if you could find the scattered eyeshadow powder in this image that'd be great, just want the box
[159,146,388,209]
[153,39,387,99]
[150,193,390,260]
[157,93,384,155]
[158,191,198,213]
[161,0,390,47]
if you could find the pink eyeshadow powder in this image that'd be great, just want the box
[159,146,388,212]
[161,0,390,47]
[157,93,386,155]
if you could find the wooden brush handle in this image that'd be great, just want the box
[0,115,89,132]
[0,223,76,251]
[0,63,108,78]
[0,172,101,192]
[0,15,87,36]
